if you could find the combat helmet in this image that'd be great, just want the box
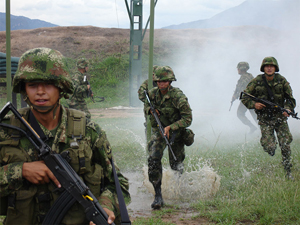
[13,47,74,97]
[153,66,176,82]
[76,58,89,69]
[237,62,249,71]
[260,56,279,72]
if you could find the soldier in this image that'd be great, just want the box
[241,56,296,179]
[231,62,257,133]
[68,58,92,119]
[138,65,158,104]
[0,48,130,225]
[144,66,193,209]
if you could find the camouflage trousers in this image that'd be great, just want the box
[259,118,293,171]
[68,99,91,119]
[237,102,257,128]
[147,127,185,187]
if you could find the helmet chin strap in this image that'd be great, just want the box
[265,73,274,77]
[24,95,60,119]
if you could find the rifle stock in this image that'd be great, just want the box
[240,92,300,120]
[144,90,177,161]
[0,102,114,225]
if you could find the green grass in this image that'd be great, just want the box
[92,115,300,224]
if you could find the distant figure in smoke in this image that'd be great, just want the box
[68,58,92,119]
[144,66,194,209]
[231,61,257,133]
[241,57,296,180]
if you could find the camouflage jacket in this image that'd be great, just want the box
[241,73,296,121]
[70,71,89,102]
[137,79,157,104]
[232,72,254,100]
[0,106,130,223]
[144,86,192,130]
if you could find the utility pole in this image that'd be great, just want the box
[6,0,12,103]
[146,0,155,141]
[124,0,157,107]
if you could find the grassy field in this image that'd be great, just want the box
[93,115,300,225]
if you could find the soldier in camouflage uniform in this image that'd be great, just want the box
[241,57,296,179]
[138,65,158,104]
[231,62,257,133]
[0,48,130,225]
[68,58,92,119]
[144,66,193,209]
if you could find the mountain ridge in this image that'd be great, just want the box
[0,12,58,31]
[163,0,300,30]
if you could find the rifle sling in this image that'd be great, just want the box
[262,75,275,102]
[110,157,131,225]
[28,110,48,142]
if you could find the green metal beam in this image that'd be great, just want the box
[146,0,156,141]
[6,0,12,103]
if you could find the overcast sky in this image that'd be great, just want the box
[1,0,246,29]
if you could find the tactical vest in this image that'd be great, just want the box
[0,107,104,225]
[254,74,286,120]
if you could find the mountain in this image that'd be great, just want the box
[163,0,300,30]
[0,12,58,31]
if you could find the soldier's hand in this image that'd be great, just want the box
[150,109,160,116]
[255,102,266,110]
[283,109,291,117]
[22,161,61,188]
[164,126,171,139]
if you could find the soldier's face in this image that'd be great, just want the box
[157,81,170,90]
[264,65,276,76]
[25,82,60,108]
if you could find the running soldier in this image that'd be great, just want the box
[144,66,193,209]
[241,56,296,179]
[231,62,257,133]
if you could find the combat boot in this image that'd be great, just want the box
[151,185,164,210]
[285,168,294,181]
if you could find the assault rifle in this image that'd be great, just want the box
[240,92,300,120]
[144,90,177,161]
[0,102,130,225]
[86,80,105,103]
[229,100,234,111]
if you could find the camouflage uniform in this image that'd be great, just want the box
[241,57,296,176]
[232,62,257,132]
[68,58,91,119]
[0,48,130,225]
[144,66,192,209]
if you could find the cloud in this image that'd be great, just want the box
[1,0,246,28]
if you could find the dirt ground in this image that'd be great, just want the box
[0,25,279,59]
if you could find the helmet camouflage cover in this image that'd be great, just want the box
[260,56,279,72]
[13,47,74,95]
[237,62,249,71]
[153,66,176,82]
[76,58,89,69]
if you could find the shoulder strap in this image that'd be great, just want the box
[262,75,275,102]
[67,109,86,139]
[110,157,131,225]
